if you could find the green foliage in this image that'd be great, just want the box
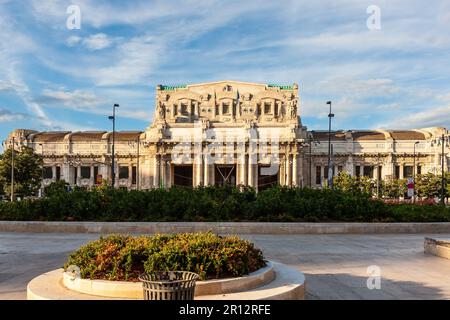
[63,232,266,281]
[44,180,70,197]
[333,172,376,195]
[382,178,407,199]
[415,173,450,199]
[0,147,43,198]
[1,185,448,222]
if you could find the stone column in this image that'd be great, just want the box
[128,165,133,188]
[161,158,166,188]
[400,165,404,179]
[346,155,354,175]
[286,155,292,186]
[194,154,203,187]
[52,166,57,182]
[62,163,70,184]
[279,156,285,185]
[204,155,210,186]
[248,153,255,188]
[166,161,172,188]
[153,156,160,188]
[77,166,81,186]
[90,166,95,186]
[292,154,298,186]
[320,166,324,186]
[240,152,247,185]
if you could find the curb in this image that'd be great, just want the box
[2,221,450,234]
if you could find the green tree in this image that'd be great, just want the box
[0,153,4,197]
[333,172,358,193]
[0,146,43,198]
[44,180,70,197]
[382,178,407,199]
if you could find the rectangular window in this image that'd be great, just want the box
[264,102,271,114]
[93,166,99,184]
[56,166,61,181]
[378,166,382,180]
[181,103,188,116]
[363,166,374,178]
[395,166,400,179]
[131,166,137,184]
[404,166,413,178]
[73,167,77,184]
[43,167,53,179]
[338,166,343,173]
[173,104,177,116]
[355,166,361,177]
[315,166,321,185]
[222,102,230,115]
[417,166,422,175]
[119,166,129,179]
[132,166,137,185]
[81,166,91,179]
[324,166,329,180]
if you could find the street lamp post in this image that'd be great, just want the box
[442,134,445,205]
[39,143,44,197]
[137,135,140,190]
[326,101,334,188]
[10,137,15,202]
[109,104,119,188]
[413,141,419,203]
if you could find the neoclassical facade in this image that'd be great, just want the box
[3,80,450,191]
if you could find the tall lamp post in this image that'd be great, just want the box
[326,101,334,187]
[413,141,419,203]
[10,137,15,202]
[441,134,446,205]
[109,104,119,188]
[39,143,44,197]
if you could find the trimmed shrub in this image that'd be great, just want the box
[63,232,266,281]
[1,185,449,222]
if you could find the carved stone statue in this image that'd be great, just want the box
[290,99,298,118]
[157,102,166,120]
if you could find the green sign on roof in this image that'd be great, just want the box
[267,84,295,90]
[160,85,187,90]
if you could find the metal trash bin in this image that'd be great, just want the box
[139,271,199,300]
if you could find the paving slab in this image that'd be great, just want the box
[1,232,450,300]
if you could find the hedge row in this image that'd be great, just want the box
[0,185,449,222]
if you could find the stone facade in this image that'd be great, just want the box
[3,80,450,191]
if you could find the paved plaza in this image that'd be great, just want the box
[0,232,449,300]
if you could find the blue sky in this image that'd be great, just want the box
[1,0,450,148]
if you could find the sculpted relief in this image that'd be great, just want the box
[154,83,299,124]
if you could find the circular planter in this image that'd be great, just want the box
[62,261,274,299]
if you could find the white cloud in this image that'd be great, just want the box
[41,89,105,108]
[39,88,152,120]
[66,35,81,46]
[381,105,450,129]
[82,33,112,50]
[0,108,29,122]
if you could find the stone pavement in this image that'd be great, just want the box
[1,232,449,300]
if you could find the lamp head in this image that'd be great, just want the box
[326,101,332,105]
[114,104,119,108]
